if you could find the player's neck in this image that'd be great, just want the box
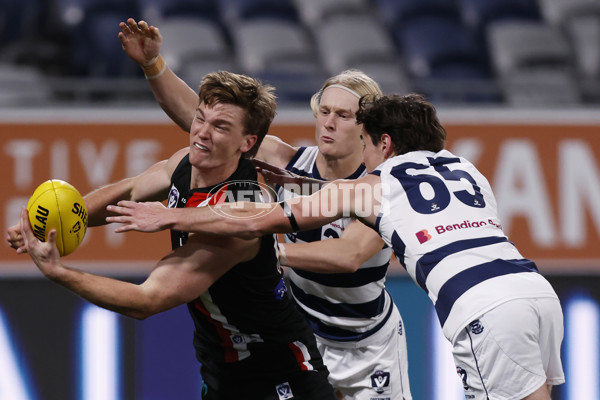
[315,151,363,180]
[190,160,239,189]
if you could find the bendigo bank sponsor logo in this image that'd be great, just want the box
[416,229,431,244]
[436,219,502,234]
[417,219,503,243]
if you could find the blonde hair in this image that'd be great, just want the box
[309,69,383,117]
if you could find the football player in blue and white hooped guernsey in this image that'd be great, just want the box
[275,142,408,400]
[109,93,565,400]
[358,96,564,400]
[271,74,411,400]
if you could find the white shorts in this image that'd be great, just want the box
[316,305,412,400]
[452,297,565,400]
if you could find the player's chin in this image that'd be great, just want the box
[188,153,210,167]
[316,143,340,156]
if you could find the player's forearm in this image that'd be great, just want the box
[170,196,344,239]
[109,185,347,237]
[85,178,136,227]
[281,177,329,196]
[148,66,198,132]
[166,202,293,239]
[287,181,353,231]
[280,241,364,273]
[170,180,354,236]
[49,265,156,319]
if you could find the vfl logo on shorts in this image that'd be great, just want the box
[456,366,469,390]
[371,370,390,394]
[167,185,180,209]
[273,278,287,300]
[469,319,484,334]
[276,382,294,399]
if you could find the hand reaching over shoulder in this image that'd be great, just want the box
[106,200,172,233]
[253,159,303,186]
[253,159,327,195]
[118,18,162,65]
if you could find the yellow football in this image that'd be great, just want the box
[26,179,88,256]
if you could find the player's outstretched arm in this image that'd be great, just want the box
[85,147,187,227]
[20,207,140,307]
[119,18,198,132]
[119,18,298,167]
[106,175,380,238]
[279,220,385,273]
[107,200,290,239]
[21,206,259,319]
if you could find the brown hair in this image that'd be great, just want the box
[199,71,277,158]
[356,94,446,154]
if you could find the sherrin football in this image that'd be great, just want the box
[26,179,88,256]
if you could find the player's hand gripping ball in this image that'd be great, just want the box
[26,180,88,256]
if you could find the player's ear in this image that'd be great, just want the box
[380,133,394,158]
[240,134,257,153]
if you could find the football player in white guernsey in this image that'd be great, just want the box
[117,18,412,400]
[108,94,565,400]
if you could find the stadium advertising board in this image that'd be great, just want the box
[1,115,599,275]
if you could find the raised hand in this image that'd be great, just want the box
[118,18,163,65]
[106,200,171,233]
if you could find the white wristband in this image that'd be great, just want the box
[278,242,288,266]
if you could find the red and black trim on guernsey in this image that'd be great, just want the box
[168,155,333,397]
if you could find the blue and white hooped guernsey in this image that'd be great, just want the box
[374,149,558,343]
[278,146,396,345]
